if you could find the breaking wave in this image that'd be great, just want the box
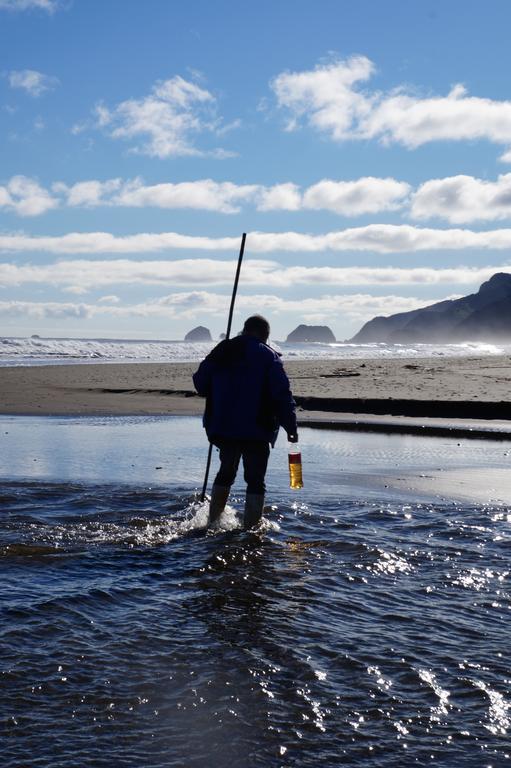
[1,334,508,367]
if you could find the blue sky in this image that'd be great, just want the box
[3,0,511,340]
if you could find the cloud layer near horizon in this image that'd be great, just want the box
[0,257,507,291]
[0,291,436,326]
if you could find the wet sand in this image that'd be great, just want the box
[1,356,511,438]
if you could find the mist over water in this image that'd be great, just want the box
[1,334,508,366]
[1,417,510,767]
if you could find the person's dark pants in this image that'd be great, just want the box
[214,439,270,495]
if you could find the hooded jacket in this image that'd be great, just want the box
[192,335,297,446]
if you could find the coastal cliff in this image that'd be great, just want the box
[350,273,511,343]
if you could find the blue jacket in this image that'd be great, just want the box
[193,335,297,446]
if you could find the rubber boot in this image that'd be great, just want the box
[244,493,265,529]
[209,484,230,525]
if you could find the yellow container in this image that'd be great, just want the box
[288,447,303,489]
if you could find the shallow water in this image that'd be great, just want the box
[1,417,510,767]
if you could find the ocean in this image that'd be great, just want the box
[1,416,510,767]
[1,334,509,367]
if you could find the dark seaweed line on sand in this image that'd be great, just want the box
[299,419,511,440]
[99,388,511,419]
[296,396,511,419]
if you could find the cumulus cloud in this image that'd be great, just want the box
[411,173,511,224]
[54,177,259,212]
[52,179,123,207]
[92,75,232,158]
[8,69,59,97]
[0,0,58,10]
[271,55,511,156]
[257,183,302,211]
[0,175,58,216]
[27,175,412,215]
[4,225,511,255]
[10,173,511,223]
[271,55,374,139]
[0,257,506,292]
[110,178,259,213]
[302,177,410,215]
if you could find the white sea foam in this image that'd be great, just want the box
[0,336,217,366]
[1,335,509,367]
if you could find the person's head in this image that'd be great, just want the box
[242,314,270,343]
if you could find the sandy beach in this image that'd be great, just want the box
[1,355,511,437]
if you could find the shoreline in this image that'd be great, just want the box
[1,356,511,440]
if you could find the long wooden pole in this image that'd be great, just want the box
[199,233,247,502]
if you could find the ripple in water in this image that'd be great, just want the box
[1,478,510,767]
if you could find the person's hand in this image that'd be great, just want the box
[287,432,298,443]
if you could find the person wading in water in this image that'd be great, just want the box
[193,314,298,528]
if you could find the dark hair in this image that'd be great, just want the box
[242,314,270,340]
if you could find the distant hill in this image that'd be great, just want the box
[286,324,336,343]
[350,273,511,343]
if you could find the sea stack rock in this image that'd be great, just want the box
[286,324,336,343]
[184,326,212,341]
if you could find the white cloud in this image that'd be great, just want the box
[8,69,59,97]
[302,177,411,215]
[0,231,238,254]
[0,175,58,216]
[4,224,511,255]
[35,176,412,215]
[0,257,506,292]
[271,56,511,156]
[411,173,511,224]
[10,173,511,223]
[0,292,433,325]
[0,300,90,319]
[257,183,302,211]
[0,0,58,10]
[53,179,123,207]
[112,178,259,213]
[0,188,11,207]
[93,75,231,158]
[0,258,268,289]
[271,55,374,139]
[54,177,259,212]
[97,294,120,304]
[231,292,433,323]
